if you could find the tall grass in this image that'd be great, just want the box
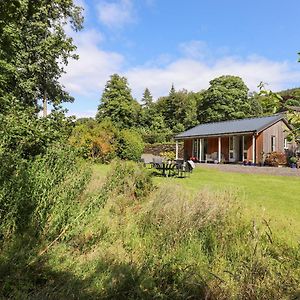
[0,145,91,242]
[0,161,299,299]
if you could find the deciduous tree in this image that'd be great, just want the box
[198,75,254,123]
[0,0,83,113]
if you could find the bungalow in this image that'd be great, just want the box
[174,114,293,164]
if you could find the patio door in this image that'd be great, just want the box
[192,139,204,162]
[229,136,238,162]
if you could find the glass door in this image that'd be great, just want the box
[229,136,237,162]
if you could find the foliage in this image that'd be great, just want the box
[198,75,258,123]
[161,86,198,131]
[1,164,300,299]
[289,156,298,164]
[278,87,300,107]
[141,87,153,108]
[288,111,300,145]
[117,129,144,161]
[0,145,91,242]
[70,120,144,162]
[69,119,118,162]
[0,0,83,111]
[96,74,141,128]
[0,101,74,158]
[160,151,176,161]
[102,160,154,201]
[257,82,283,114]
[139,126,173,144]
[264,152,287,167]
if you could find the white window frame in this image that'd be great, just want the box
[271,136,276,152]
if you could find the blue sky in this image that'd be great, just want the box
[61,0,300,117]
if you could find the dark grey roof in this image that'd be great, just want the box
[175,114,287,139]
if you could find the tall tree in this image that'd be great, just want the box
[0,0,83,113]
[141,88,153,108]
[198,75,255,123]
[164,84,177,128]
[96,74,140,128]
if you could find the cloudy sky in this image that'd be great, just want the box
[61,0,300,117]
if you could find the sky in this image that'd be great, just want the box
[61,0,300,118]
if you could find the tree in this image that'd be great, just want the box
[198,75,255,123]
[141,88,153,108]
[96,74,140,128]
[164,84,177,128]
[256,82,282,114]
[0,0,83,113]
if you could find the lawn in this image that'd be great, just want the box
[93,163,300,243]
[156,166,300,243]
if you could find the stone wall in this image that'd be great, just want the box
[144,143,184,158]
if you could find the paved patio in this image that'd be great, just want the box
[198,163,300,177]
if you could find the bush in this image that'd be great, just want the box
[0,104,73,159]
[69,119,119,163]
[117,129,144,161]
[264,152,287,166]
[102,160,154,202]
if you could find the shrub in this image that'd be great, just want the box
[264,152,287,166]
[160,151,176,161]
[102,160,153,202]
[117,129,144,161]
[69,119,119,163]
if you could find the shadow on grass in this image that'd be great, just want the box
[0,241,209,299]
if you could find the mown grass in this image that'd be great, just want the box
[155,166,300,243]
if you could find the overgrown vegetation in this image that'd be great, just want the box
[1,162,299,299]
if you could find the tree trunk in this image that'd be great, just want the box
[43,93,47,117]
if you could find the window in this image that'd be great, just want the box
[271,136,276,152]
[229,136,233,151]
[243,136,248,160]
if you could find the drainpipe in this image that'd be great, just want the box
[175,140,179,160]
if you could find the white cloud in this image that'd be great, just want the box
[179,40,210,60]
[66,109,98,119]
[61,29,123,97]
[61,34,300,117]
[97,0,135,29]
[125,55,300,100]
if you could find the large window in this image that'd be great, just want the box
[229,136,234,160]
[243,136,248,160]
[271,136,276,152]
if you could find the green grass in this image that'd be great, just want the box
[2,161,299,299]
[91,163,300,242]
[153,166,300,243]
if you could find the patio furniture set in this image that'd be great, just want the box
[142,156,195,177]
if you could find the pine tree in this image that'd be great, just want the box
[164,84,177,128]
[141,88,153,108]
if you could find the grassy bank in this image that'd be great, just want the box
[1,161,299,299]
